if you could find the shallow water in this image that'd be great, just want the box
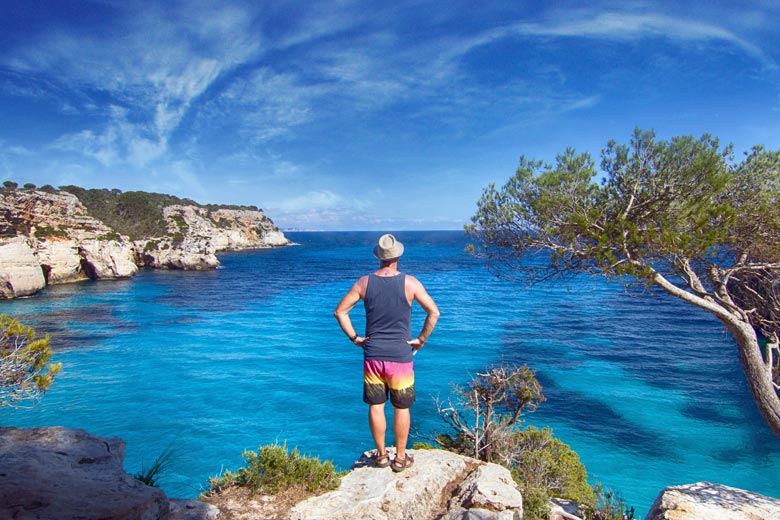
[3,231,779,516]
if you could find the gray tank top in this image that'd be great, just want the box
[363,274,413,363]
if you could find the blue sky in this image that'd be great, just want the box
[1,1,778,230]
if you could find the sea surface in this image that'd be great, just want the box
[3,231,780,516]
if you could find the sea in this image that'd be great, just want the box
[3,231,780,516]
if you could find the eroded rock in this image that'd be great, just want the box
[0,426,169,520]
[290,449,523,520]
[646,481,780,520]
[0,238,46,298]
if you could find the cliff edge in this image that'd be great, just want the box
[2,426,779,520]
[0,186,290,298]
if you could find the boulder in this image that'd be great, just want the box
[0,426,219,520]
[646,481,780,520]
[169,499,220,520]
[290,449,523,520]
[0,426,169,519]
[0,238,45,298]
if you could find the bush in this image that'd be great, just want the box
[509,426,594,518]
[435,363,545,462]
[435,363,603,519]
[207,443,341,495]
[34,226,69,239]
[0,315,60,408]
[579,483,636,520]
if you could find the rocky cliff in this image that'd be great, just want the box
[3,426,779,520]
[0,187,290,299]
[0,426,217,520]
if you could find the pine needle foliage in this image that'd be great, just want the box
[0,315,60,408]
[468,129,780,435]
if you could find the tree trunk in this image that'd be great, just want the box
[651,271,780,436]
[721,318,780,437]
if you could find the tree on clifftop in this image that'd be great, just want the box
[467,129,780,435]
[0,315,60,408]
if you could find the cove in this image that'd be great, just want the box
[3,231,779,516]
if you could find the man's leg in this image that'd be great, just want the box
[369,403,387,455]
[393,406,410,460]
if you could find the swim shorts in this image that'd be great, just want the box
[363,359,416,409]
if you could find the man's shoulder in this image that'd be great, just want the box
[404,274,423,287]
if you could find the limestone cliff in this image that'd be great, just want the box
[135,204,289,270]
[0,187,291,298]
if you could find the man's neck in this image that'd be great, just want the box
[375,261,400,276]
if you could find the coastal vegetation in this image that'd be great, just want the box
[468,129,780,436]
[433,362,631,519]
[134,444,176,488]
[0,315,60,408]
[203,442,341,517]
[52,185,261,240]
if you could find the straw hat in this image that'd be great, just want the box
[373,234,404,260]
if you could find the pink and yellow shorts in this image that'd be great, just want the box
[363,359,416,409]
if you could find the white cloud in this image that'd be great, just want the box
[5,2,264,169]
[445,11,773,69]
[275,190,345,213]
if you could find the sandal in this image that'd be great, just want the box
[371,451,391,468]
[391,454,414,472]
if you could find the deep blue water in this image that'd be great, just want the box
[3,231,779,516]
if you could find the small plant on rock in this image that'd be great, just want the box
[134,445,175,487]
[207,442,341,495]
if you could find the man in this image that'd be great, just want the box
[334,234,440,472]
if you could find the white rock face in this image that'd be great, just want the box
[136,205,290,270]
[646,481,780,520]
[0,188,291,297]
[290,449,523,520]
[0,189,138,291]
[0,238,46,298]
[33,238,86,283]
[80,239,139,279]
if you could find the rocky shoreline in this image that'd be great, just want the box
[2,426,779,520]
[0,187,291,299]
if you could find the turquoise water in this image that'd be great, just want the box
[3,231,779,516]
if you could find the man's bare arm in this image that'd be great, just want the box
[406,276,440,350]
[334,277,368,346]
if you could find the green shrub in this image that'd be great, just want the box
[434,363,602,517]
[207,443,341,495]
[510,426,594,505]
[97,231,122,241]
[578,483,635,520]
[33,226,69,239]
[58,186,190,240]
[522,486,552,520]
